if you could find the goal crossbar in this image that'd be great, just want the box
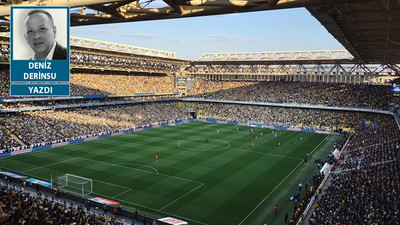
[56,173,93,197]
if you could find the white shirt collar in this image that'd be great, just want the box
[32,42,56,60]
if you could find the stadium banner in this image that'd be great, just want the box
[32,144,52,151]
[111,131,124,136]
[227,121,238,125]
[26,178,51,187]
[10,83,70,96]
[249,123,262,127]
[288,127,301,132]
[392,83,400,96]
[123,129,135,134]
[176,77,187,84]
[158,217,188,225]
[84,136,98,141]
[316,131,330,134]
[274,125,288,130]
[300,129,316,133]
[216,120,229,124]
[68,139,84,144]
[11,148,32,155]
[364,120,378,128]
[0,171,27,179]
[0,152,11,158]
[89,197,119,205]
[10,6,70,97]
[144,126,153,130]
[98,134,112,138]
[53,142,68,147]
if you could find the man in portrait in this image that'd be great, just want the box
[24,9,67,60]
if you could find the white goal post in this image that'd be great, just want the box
[55,173,93,197]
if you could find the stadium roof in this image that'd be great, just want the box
[0,0,398,65]
[307,1,400,65]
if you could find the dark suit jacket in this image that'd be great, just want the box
[30,42,67,60]
[52,42,67,60]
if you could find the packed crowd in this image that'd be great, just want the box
[1,102,189,150]
[0,71,397,112]
[179,102,388,131]
[309,121,400,225]
[187,80,254,96]
[0,71,177,98]
[0,125,20,152]
[187,80,399,110]
[1,101,394,152]
[0,181,124,225]
[342,122,399,170]
[70,73,177,95]
[0,70,9,98]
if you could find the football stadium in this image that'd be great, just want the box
[0,0,400,225]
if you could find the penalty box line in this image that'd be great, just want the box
[3,163,209,225]
[159,183,205,211]
[74,157,206,205]
[75,157,202,185]
[238,137,327,225]
[18,157,132,198]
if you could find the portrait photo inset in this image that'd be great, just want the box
[12,7,68,60]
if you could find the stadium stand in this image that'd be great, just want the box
[309,121,400,225]
[0,34,399,225]
[180,102,390,131]
[70,73,177,95]
[1,102,189,150]
[187,80,400,110]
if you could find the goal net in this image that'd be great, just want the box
[55,174,93,197]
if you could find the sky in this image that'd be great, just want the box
[71,6,345,60]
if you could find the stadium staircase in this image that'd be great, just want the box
[2,126,26,146]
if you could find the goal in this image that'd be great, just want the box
[55,174,93,197]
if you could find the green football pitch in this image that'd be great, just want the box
[0,121,341,225]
